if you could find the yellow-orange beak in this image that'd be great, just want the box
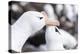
[41,11,60,26]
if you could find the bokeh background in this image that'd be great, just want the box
[9,1,78,52]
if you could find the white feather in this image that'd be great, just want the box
[45,27,65,50]
[59,29,77,49]
[11,11,45,52]
[44,4,64,50]
[64,5,76,22]
[56,4,63,16]
[44,4,57,19]
[11,4,23,12]
[44,4,77,50]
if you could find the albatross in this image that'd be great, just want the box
[11,11,46,52]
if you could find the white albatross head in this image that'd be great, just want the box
[25,11,45,33]
[18,11,46,34]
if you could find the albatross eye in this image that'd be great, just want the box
[39,17,43,20]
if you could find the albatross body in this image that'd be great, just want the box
[44,4,77,50]
[11,11,45,52]
[44,4,64,50]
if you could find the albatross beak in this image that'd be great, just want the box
[41,11,60,26]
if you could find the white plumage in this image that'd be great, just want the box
[11,4,23,13]
[64,5,76,22]
[59,29,77,49]
[44,4,57,19]
[55,4,64,16]
[45,27,65,50]
[44,4,77,50]
[44,4,64,50]
[11,11,45,52]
